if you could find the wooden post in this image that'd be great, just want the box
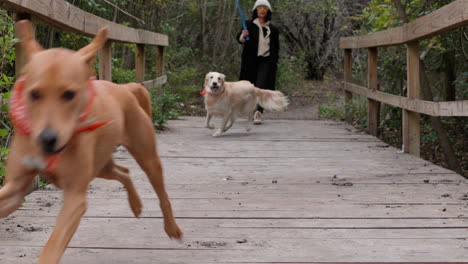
[367,47,379,136]
[98,41,112,81]
[135,44,145,83]
[156,46,164,78]
[403,42,420,156]
[344,49,353,124]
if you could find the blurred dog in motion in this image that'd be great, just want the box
[0,20,182,264]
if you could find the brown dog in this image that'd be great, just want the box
[0,20,182,263]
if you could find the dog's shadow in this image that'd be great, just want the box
[217,132,253,138]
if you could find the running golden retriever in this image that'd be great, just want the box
[202,72,288,137]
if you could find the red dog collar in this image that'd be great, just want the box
[9,76,111,175]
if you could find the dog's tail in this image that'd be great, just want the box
[128,83,152,119]
[255,88,289,111]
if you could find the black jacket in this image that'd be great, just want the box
[237,20,279,90]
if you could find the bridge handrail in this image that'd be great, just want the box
[1,0,167,89]
[1,0,168,46]
[340,0,468,48]
[339,0,468,157]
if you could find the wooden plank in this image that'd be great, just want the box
[403,42,420,156]
[98,41,112,81]
[340,0,468,48]
[2,117,467,263]
[6,216,468,229]
[1,0,169,46]
[1,238,467,263]
[141,75,167,90]
[343,82,468,116]
[344,49,353,124]
[340,26,404,49]
[135,44,145,83]
[367,47,379,136]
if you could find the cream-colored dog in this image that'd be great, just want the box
[202,72,288,137]
[0,20,182,263]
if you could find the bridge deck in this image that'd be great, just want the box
[1,117,467,263]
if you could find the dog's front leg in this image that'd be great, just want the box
[246,114,253,132]
[0,137,37,217]
[0,178,34,217]
[205,113,215,129]
[39,184,88,264]
[213,115,230,137]
[222,115,235,132]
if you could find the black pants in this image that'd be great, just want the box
[254,56,274,113]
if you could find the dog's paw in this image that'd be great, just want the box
[212,130,222,137]
[205,124,215,129]
[165,223,184,240]
[130,200,143,218]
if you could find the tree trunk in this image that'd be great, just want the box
[443,51,456,101]
[200,0,208,53]
[420,61,462,174]
[220,1,238,68]
[212,0,227,63]
[393,0,462,174]
[306,55,326,80]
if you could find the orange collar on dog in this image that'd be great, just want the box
[9,76,111,175]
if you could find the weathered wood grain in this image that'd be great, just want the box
[1,117,466,263]
[343,82,468,116]
[1,0,168,46]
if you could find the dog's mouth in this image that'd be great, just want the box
[43,144,66,156]
[210,85,220,92]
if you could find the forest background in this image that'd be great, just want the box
[0,0,466,185]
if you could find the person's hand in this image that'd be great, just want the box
[242,30,249,38]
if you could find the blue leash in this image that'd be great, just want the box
[235,0,249,40]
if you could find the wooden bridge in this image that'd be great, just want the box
[1,0,468,263]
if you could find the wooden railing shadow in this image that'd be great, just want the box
[340,0,468,157]
[0,0,169,190]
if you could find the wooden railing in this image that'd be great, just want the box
[0,0,169,191]
[340,0,468,157]
[1,0,168,87]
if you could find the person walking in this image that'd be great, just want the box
[237,0,279,125]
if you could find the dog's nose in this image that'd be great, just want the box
[38,128,58,154]
[212,82,218,86]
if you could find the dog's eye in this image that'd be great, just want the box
[62,90,76,101]
[210,76,213,79]
[29,90,41,101]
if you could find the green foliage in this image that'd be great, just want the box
[276,56,305,96]
[150,89,182,130]
[0,147,8,186]
[318,91,345,120]
[112,58,136,84]
[0,10,16,186]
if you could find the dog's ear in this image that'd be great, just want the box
[16,20,43,59]
[220,73,226,81]
[77,27,108,64]
[204,72,212,86]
